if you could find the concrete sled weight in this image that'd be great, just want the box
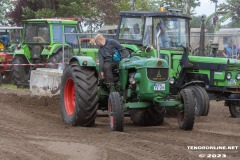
[30,68,63,97]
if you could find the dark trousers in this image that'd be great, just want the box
[103,61,117,83]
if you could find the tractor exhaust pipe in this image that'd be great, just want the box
[156,29,161,58]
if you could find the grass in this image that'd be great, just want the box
[0,84,30,91]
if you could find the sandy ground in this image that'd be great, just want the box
[0,87,239,160]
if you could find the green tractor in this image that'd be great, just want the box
[115,9,209,117]
[60,15,199,131]
[12,18,81,86]
[115,8,240,118]
[60,43,196,131]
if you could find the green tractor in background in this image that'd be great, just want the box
[116,8,240,118]
[116,9,209,117]
[12,18,81,86]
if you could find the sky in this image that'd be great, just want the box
[195,0,226,16]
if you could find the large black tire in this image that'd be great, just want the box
[12,56,30,84]
[47,50,73,69]
[186,86,209,116]
[108,92,124,131]
[178,89,196,130]
[129,106,165,126]
[197,86,210,116]
[229,101,240,118]
[60,61,98,126]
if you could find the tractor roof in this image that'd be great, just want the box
[119,10,191,19]
[22,19,78,25]
[0,27,23,30]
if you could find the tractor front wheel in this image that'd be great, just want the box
[178,88,196,130]
[12,56,30,84]
[229,102,240,118]
[60,61,98,126]
[108,92,124,131]
[187,86,209,116]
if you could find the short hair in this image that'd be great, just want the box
[95,34,105,44]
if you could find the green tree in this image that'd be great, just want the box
[0,0,14,25]
[218,0,240,28]
[191,15,214,33]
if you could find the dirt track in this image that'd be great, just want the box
[0,87,239,160]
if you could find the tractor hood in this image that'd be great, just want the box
[119,56,168,69]
[172,55,231,70]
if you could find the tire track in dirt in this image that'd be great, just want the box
[0,87,240,160]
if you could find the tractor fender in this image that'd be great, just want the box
[181,80,205,89]
[14,44,31,60]
[52,45,71,54]
[13,51,31,64]
[13,54,31,64]
[70,56,97,67]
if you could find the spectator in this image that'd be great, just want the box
[154,20,170,48]
[223,39,239,59]
[132,23,142,40]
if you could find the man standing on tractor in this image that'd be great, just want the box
[94,34,128,83]
[223,39,239,59]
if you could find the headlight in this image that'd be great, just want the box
[169,77,174,84]
[129,77,136,84]
[236,73,240,80]
[226,72,232,80]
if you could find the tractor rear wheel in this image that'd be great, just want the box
[129,106,165,126]
[12,56,30,84]
[178,88,196,130]
[60,61,98,126]
[187,86,209,116]
[108,92,124,131]
[229,101,240,118]
[47,50,73,69]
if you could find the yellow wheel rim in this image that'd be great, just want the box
[0,43,4,51]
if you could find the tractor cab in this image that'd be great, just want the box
[0,27,23,52]
[116,8,191,53]
[20,19,80,61]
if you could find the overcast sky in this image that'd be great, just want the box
[195,0,226,16]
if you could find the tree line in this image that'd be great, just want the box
[0,0,239,32]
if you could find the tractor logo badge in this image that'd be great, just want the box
[156,70,161,78]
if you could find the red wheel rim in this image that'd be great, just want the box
[64,78,75,116]
[109,102,114,126]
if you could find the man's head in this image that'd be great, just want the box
[133,23,140,34]
[229,39,234,46]
[94,34,105,46]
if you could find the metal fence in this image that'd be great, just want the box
[190,33,240,58]
[61,32,240,64]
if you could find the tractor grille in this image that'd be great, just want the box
[147,68,168,81]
